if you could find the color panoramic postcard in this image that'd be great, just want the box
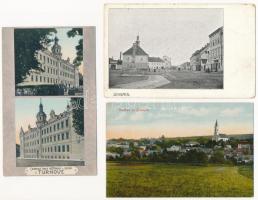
[106,103,253,197]
[108,8,223,89]
[16,97,85,167]
[15,27,83,96]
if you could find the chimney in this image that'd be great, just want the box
[119,52,122,60]
[132,43,136,63]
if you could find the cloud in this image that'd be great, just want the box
[177,106,211,117]
[129,112,144,121]
[220,108,242,117]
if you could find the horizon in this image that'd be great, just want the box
[107,103,253,140]
[107,133,254,141]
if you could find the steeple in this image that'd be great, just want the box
[51,36,62,59]
[136,34,140,46]
[20,126,24,135]
[214,120,219,136]
[36,99,47,127]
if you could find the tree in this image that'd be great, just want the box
[71,97,84,136]
[210,150,225,163]
[67,28,83,67]
[15,28,57,84]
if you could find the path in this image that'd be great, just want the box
[115,75,170,89]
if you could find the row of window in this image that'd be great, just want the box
[24,131,69,147]
[24,144,70,154]
[30,74,74,86]
[210,36,222,47]
[42,119,69,135]
[24,155,70,159]
[42,132,70,144]
[39,53,74,73]
[209,47,222,59]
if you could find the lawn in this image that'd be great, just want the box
[159,71,223,89]
[107,162,253,197]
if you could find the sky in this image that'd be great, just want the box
[107,103,253,140]
[15,98,70,144]
[108,8,223,66]
[47,28,83,74]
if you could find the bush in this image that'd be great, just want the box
[16,84,64,96]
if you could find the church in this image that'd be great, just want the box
[122,35,149,70]
[19,100,84,161]
[212,120,229,142]
[18,37,80,89]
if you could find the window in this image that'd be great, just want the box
[66,119,68,127]
[66,132,69,139]
[57,123,60,130]
[58,146,61,152]
[35,76,38,82]
[62,145,65,152]
[62,133,65,140]
[50,136,52,142]
[54,135,56,142]
[58,134,60,141]
[40,76,42,82]
[54,125,56,131]
[67,145,69,152]
[54,146,57,152]
[44,77,46,82]
[61,121,64,129]
[50,126,52,132]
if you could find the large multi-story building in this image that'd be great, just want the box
[18,37,80,88]
[190,50,201,71]
[19,100,84,161]
[207,27,223,72]
[122,35,149,71]
[199,43,209,71]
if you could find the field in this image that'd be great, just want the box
[107,162,253,197]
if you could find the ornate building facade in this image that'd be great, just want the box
[18,37,80,88]
[19,100,84,161]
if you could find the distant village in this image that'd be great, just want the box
[109,27,223,73]
[107,120,253,164]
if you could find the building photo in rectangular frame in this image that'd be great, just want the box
[104,4,255,98]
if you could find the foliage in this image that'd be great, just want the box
[71,97,84,136]
[67,28,83,67]
[210,150,225,164]
[107,147,124,155]
[179,150,208,164]
[16,144,20,157]
[107,162,253,197]
[15,28,57,84]
[16,85,64,96]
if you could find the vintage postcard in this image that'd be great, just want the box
[104,4,255,98]
[106,102,254,197]
[3,27,96,176]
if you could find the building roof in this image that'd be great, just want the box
[209,26,223,38]
[191,50,200,58]
[148,57,164,62]
[123,45,148,56]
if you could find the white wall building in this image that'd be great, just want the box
[19,100,84,161]
[148,57,165,72]
[18,37,80,88]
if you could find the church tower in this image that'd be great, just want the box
[213,120,219,141]
[51,37,62,59]
[36,99,47,127]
